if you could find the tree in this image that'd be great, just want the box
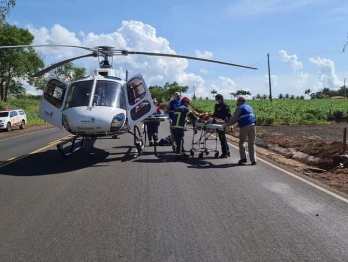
[32,62,87,91]
[210,89,217,98]
[0,0,16,24]
[229,92,236,100]
[0,23,44,101]
[149,81,189,101]
[304,88,311,99]
[278,93,284,100]
[235,89,251,97]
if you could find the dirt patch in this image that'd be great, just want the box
[228,124,348,195]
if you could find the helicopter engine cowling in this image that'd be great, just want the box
[62,106,127,136]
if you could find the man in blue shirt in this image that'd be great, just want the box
[225,96,257,165]
[167,91,181,151]
[172,97,197,160]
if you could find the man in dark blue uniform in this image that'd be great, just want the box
[167,91,181,151]
[213,94,231,158]
[172,97,197,160]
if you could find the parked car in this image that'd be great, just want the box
[0,109,27,132]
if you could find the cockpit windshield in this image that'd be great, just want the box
[65,80,125,109]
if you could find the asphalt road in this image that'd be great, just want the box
[0,121,348,261]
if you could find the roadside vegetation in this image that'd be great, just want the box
[191,99,348,125]
[0,95,44,125]
[3,94,348,127]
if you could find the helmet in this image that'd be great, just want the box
[174,91,181,97]
[181,97,190,105]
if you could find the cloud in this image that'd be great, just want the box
[263,74,278,88]
[26,20,218,97]
[309,56,342,88]
[292,72,309,89]
[279,50,309,90]
[195,50,213,59]
[227,0,326,18]
[279,50,303,71]
[199,69,209,74]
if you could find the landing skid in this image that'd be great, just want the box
[56,125,144,158]
[57,135,87,157]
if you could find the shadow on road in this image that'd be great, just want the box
[133,152,244,168]
[0,145,137,176]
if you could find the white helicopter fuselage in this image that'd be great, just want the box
[62,106,127,136]
[39,68,155,137]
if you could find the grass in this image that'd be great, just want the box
[0,95,46,125]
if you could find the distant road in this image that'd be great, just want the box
[0,122,347,261]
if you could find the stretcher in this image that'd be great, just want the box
[142,114,168,156]
[189,119,225,159]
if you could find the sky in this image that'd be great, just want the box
[5,0,348,99]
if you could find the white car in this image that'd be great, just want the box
[0,109,27,132]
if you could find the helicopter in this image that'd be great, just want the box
[0,44,258,157]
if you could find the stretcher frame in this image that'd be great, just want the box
[142,114,168,156]
[189,121,225,159]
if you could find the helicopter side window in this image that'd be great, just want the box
[44,81,66,109]
[127,79,146,106]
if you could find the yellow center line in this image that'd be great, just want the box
[49,135,74,145]
[0,135,73,169]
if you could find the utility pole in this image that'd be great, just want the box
[267,53,272,102]
[343,78,347,99]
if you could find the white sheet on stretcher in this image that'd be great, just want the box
[143,115,168,123]
[195,121,225,131]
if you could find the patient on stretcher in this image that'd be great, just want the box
[195,115,224,131]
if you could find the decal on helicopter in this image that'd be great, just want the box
[0,44,257,157]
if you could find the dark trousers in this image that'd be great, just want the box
[173,128,185,154]
[218,131,229,155]
[147,122,159,142]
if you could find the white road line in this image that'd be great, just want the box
[226,140,348,204]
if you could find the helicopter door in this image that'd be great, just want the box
[124,74,155,127]
[38,78,68,129]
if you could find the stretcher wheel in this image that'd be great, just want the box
[215,152,219,158]
[199,153,203,159]
[205,151,209,155]
[190,150,194,156]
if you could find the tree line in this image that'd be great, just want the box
[0,1,87,102]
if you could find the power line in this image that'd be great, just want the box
[268,50,344,57]
[230,55,267,77]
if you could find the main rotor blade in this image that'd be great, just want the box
[32,53,95,77]
[0,44,96,52]
[121,51,258,70]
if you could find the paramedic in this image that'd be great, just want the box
[213,94,231,158]
[147,98,160,146]
[167,91,181,149]
[225,96,257,165]
[172,97,197,160]
[167,91,181,123]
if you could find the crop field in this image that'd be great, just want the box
[191,99,348,125]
